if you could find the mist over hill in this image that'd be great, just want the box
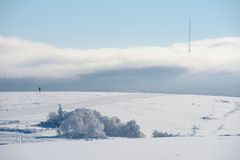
[1,67,239,97]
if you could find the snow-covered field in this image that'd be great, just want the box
[0,92,240,160]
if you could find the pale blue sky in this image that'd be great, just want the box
[0,0,239,48]
[0,0,240,95]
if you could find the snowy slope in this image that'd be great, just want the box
[0,92,240,160]
[0,92,239,137]
[1,137,240,160]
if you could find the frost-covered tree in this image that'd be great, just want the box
[58,108,106,139]
[38,105,67,128]
[57,105,64,120]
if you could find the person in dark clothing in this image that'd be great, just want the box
[38,87,41,92]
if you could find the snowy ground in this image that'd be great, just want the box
[1,137,240,160]
[0,92,240,160]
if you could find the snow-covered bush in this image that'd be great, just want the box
[40,107,144,139]
[38,106,66,128]
[100,116,122,137]
[58,108,106,139]
[98,116,144,138]
[120,120,145,138]
[152,130,179,138]
[100,117,144,138]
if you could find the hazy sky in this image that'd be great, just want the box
[1,0,239,48]
[1,36,240,78]
[0,1,240,95]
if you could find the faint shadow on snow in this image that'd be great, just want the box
[0,120,20,125]
[35,135,61,139]
[219,134,240,137]
[0,127,38,134]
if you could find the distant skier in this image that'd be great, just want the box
[38,87,41,92]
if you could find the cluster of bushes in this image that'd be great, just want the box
[152,130,180,138]
[39,107,144,139]
[39,106,66,128]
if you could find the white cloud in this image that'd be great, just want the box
[0,36,240,79]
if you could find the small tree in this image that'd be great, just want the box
[58,108,106,139]
[38,105,66,128]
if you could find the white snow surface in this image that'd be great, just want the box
[0,92,240,160]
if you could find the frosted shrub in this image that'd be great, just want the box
[101,117,144,138]
[120,120,145,138]
[100,116,122,137]
[58,108,106,139]
[47,112,59,127]
[40,107,144,139]
[39,106,66,128]
[152,130,179,138]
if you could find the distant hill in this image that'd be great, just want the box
[0,67,239,97]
